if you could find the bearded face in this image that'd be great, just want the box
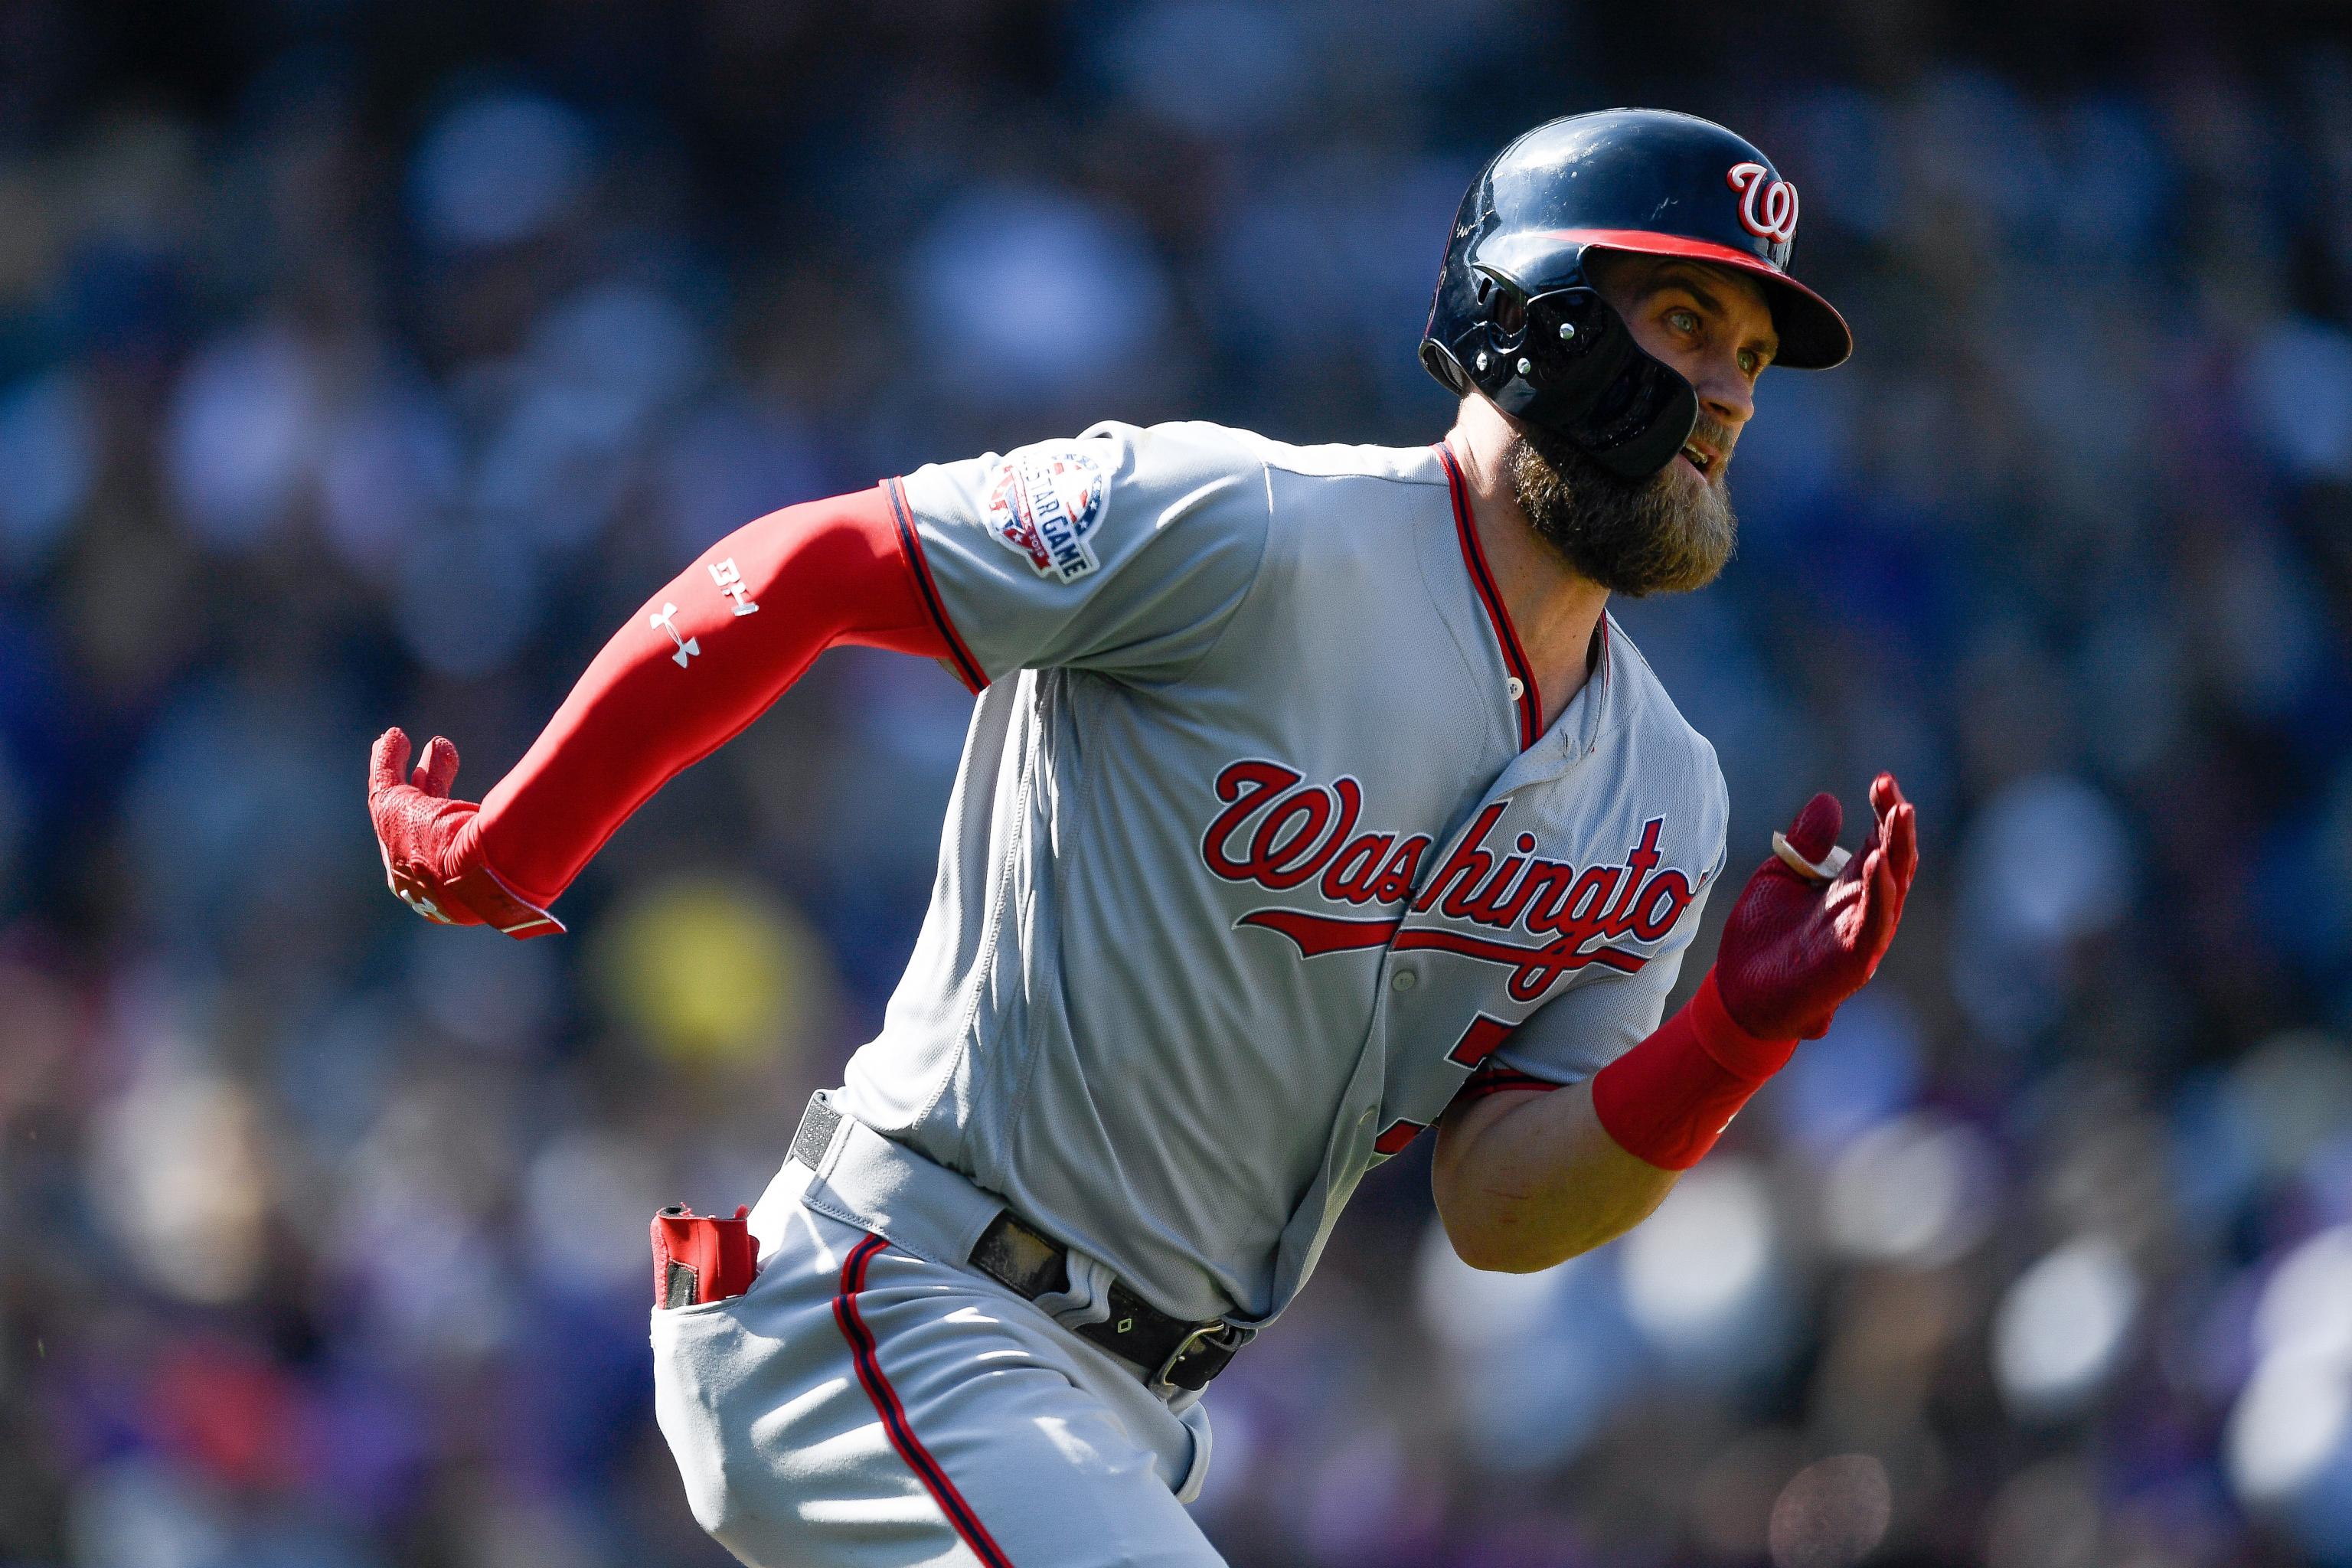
[1506,414,1740,597]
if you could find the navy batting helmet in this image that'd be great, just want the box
[1422,108,1851,479]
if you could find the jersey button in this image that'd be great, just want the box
[1390,970,1418,991]
[1505,677,1525,701]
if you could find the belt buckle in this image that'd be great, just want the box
[1148,1321,1253,1394]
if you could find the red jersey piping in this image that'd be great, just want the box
[885,477,988,694]
[1434,443,1542,749]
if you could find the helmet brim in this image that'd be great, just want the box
[1550,227,1853,371]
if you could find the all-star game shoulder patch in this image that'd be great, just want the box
[984,443,1112,583]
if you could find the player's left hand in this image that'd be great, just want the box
[1712,774,1916,1040]
[368,727,563,938]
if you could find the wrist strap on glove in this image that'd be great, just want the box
[1589,968,1796,1171]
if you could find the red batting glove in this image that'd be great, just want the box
[368,728,564,939]
[1592,776,1919,1168]
[1713,774,1918,1041]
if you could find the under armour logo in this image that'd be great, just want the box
[651,603,701,668]
[397,887,448,923]
[709,558,760,616]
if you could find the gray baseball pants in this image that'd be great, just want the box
[652,1156,1223,1567]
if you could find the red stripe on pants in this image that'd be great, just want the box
[832,1234,1017,1568]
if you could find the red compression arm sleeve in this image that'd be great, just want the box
[459,485,968,909]
[1588,969,1797,1170]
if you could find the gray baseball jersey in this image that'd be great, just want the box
[831,419,1730,1327]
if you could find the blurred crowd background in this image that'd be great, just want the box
[3,1,2351,1565]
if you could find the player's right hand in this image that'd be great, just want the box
[367,728,564,939]
[1712,775,1916,1040]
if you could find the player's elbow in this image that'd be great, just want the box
[1446,1223,1563,1274]
[1435,1194,1601,1273]
[1432,1136,1674,1272]
[1432,1096,1564,1272]
[1439,1194,1646,1272]
[1430,1163,1566,1272]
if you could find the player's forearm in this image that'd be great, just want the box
[469,485,952,907]
[1432,1083,1679,1272]
[1431,968,1808,1271]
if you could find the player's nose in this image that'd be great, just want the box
[1697,355,1756,429]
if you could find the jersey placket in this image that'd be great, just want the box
[1354,600,1625,1160]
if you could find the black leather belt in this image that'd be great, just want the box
[968,1210,1252,1393]
[789,1096,1250,1393]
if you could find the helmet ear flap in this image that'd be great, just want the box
[1425,277,1693,478]
[1489,287,1699,479]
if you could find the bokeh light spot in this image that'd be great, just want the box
[1766,1452,1892,1568]
[597,874,825,1069]
[1824,1113,1999,1268]
[1993,1236,2140,1416]
[1622,1158,1779,1360]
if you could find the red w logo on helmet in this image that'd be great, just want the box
[1726,162,1799,246]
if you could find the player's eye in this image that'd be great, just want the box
[1738,348,1761,375]
[1665,308,1700,335]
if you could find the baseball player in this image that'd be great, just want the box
[368,109,1918,1566]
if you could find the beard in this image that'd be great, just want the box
[1506,419,1739,597]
